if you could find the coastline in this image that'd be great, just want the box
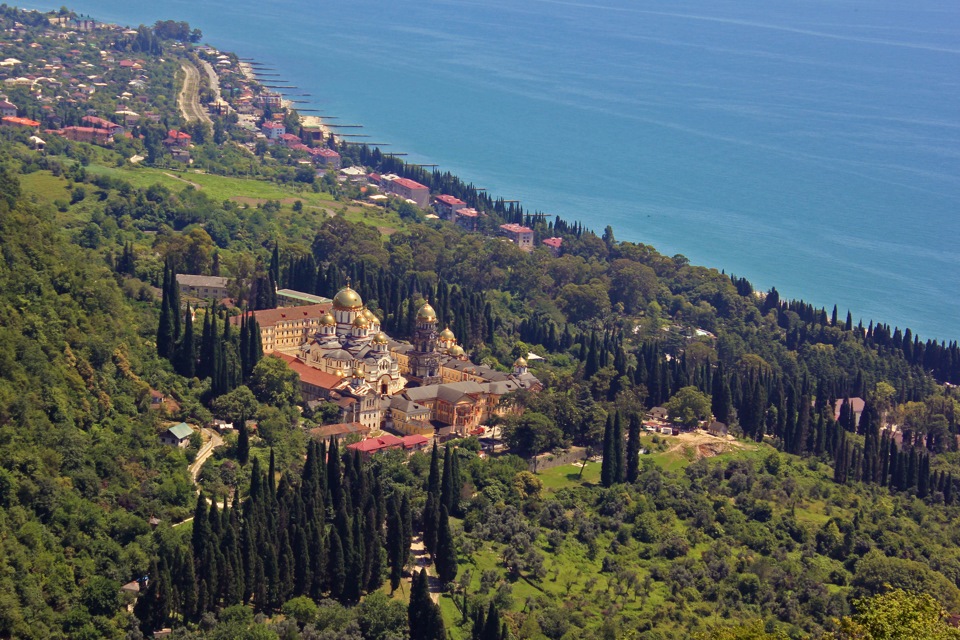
[237,59,333,141]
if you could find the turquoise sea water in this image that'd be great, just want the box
[20,0,960,340]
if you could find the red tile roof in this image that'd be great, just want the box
[390,177,428,191]
[542,237,563,248]
[348,434,403,453]
[500,223,533,234]
[435,194,465,206]
[167,130,191,140]
[229,304,332,329]
[401,434,429,449]
[273,353,342,390]
[2,116,39,127]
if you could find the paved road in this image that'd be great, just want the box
[189,427,223,481]
[199,59,231,113]
[178,61,212,126]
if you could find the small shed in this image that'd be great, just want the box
[159,423,193,448]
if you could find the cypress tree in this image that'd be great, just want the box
[483,602,502,640]
[600,413,614,487]
[423,491,440,556]
[612,411,625,483]
[157,261,175,359]
[176,304,195,377]
[435,505,458,585]
[327,527,345,600]
[440,444,454,516]
[409,568,446,640]
[626,413,641,483]
[237,419,249,466]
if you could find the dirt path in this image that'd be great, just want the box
[409,536,441,604]
[178,61,212,126]
[163,172,202,190]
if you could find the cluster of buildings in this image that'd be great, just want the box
[0,15,166,137]
[237,283,540,440]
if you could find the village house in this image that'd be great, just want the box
[434,194,467,220]
[175,274,231,301]
[2,116,40,130]
[261,120,285,140]
[309,147,341,169]
[81,114,123,134]
[0,100,17,117]
[164,129,191,148]
[499,223,534,251]
[56,126,112,144]
[542,236,563,256]
[159,423,194,448]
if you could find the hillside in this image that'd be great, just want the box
[0,6,959,640]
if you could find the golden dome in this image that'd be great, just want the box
[352,314,370,328]
[319,311,336,326]
[352,365,365,378]
[333,285,363,311]
[362,308,378,323]
[439,327,456,341]
[417,301,437,323]
[513,357,527,368]
[373,332,389,344]
[448,345,465,357]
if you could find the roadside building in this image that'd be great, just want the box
[159,423,194,448]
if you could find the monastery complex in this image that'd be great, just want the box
[244,283,540,439]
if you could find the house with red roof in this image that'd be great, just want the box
[81,115,123,135]
[2,116,40,130]
[499,223,534,251]
[542,236,563,256]
[56,126,112,144]
[164,130,191,148]
[261,121,285,140]
[434,194,467,220]
[381,174,430,208]
[308,147,341,169]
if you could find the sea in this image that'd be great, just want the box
[19,0,960,341]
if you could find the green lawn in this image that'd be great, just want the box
[537,460,600,491]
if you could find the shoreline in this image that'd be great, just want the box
[237,60,333,142]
